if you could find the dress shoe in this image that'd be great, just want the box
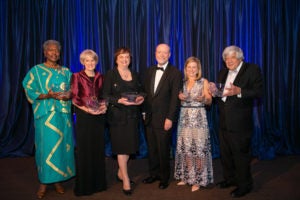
[36,184,47,199]
[158,182,169,189]
[116,175,135,185]
[230,186,252,198]
[142,176,159,184]
[54,183,65,194]
[216,180,235,189]
[122,189,132,196]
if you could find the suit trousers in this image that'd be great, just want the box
[145,125,171,183]
[219,128,253,189]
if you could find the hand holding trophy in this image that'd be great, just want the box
[195,88,205,102]
[50,82,71,100]
[120,92,145,106]
[86,96,107,115]
[179,89,192,103]
[209,82,225,97]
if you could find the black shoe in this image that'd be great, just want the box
[142,176,159,184]
[230,186,252,198]
[216,180,235,189]
[122,189,132,196]
[116,175,135,185]
[158,182,169,189]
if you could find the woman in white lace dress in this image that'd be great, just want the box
[174,56,213,192]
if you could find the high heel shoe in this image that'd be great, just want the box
[54,183,65,194]
[177,181,186,186]
[191,185,200,192]
[36,184,47,199]
[122,189,132,196]
[116,175,135,185]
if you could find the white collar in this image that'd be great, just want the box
[230,61,243,73]
[157,62,168,70]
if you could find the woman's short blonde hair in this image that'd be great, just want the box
[79,49,98,65]
[183,56,202,81]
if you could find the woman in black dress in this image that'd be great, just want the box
[103,47,144,195]
[71,49,107,196]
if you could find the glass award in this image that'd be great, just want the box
[86,96,101,112]
[121,92,139,102]
[209,82,225,97]
[51,82,69,97]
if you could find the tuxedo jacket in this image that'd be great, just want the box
[143,64,182,129]
[217,62,263,132]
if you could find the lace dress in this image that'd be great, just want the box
[174,78,213,186]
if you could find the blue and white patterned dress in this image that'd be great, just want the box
[174,78,213,186]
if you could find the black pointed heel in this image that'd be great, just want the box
[122,189,132,196]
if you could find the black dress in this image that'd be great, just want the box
[103,68,142,154]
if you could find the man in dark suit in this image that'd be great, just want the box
[212,45,263,198]
[142,43,182,189]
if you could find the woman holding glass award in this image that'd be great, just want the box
[102,47,144,196]
[174,56,213,192]
[22,40,75,199]
[71,49,107,196]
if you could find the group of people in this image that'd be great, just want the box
[22,40,263,199]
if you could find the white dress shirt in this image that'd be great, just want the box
[222,62,243,102]
[154,62,168,92]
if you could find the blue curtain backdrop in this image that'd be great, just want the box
[0,0,299,159]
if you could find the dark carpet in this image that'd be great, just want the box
[0,155,299,200]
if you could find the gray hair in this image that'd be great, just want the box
[43,40,61,51]
[80,49,99,65]
[222,45,244,61]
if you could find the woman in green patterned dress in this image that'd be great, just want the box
[22,40,75,199]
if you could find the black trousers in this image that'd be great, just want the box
[219,128,253,189]
[145,125,172,183]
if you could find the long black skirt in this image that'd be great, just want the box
[74,108,106,196]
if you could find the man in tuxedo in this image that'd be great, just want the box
[213,45,263,198]
[142,43,182,189]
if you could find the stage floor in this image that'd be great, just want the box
[0,155,299,200]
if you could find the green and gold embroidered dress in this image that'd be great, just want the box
[22,64,75,184]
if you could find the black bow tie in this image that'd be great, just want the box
[156,67,164,71]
